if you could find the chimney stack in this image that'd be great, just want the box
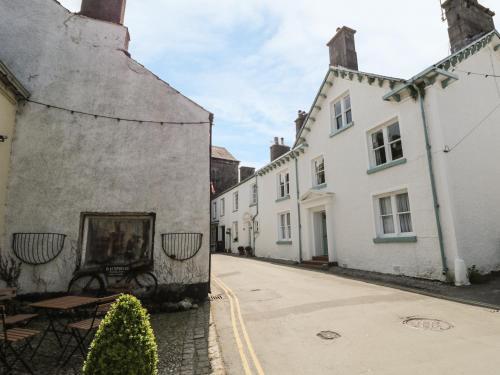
[295,110,307,139]
[327,26,358,71]
[240,166,256,181]
[442,0,495,53]
[270,137,291,162]
[80,0,127,25]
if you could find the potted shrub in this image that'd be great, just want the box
[468,265,490,284]
[83,294,158,375]
[238,246,245,256]
[245,246,253,257]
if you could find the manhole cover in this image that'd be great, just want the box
[209,294,224,301]
[402,318,453,331]
[317,331,341,340]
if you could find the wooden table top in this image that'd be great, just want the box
[30,296,99,311]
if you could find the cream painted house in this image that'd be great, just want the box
[0,61,29,241]
[212,1,500,285]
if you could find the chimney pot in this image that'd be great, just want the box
[80,0,127,25]
[295,110,308,139]
[270,138,291,162]
[327,26,359,70]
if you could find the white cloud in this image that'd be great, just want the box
[57,0,499,167]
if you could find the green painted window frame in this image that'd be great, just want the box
[373,236,417,244]
[367,158,407,175]
[275,195,291,203]
[330,122,354,138]
[312,183,327,190]
[276,241,293,245]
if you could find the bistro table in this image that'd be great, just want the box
[0,288,16,301]
[29,296,99,358]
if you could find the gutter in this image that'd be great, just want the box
[208,113,214,293]
[294,156,303,262]
[415,87,448,276]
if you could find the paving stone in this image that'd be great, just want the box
[7,301,224,375]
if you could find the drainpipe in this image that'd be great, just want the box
[251,175,259,256]
[294,156,303,263]
[416,87,448,276]
[208,113,214,293]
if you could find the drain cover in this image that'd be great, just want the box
[209,294,224,301]
[317,331,341,340]
[403,318,453,331]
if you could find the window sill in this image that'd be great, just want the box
[367,158,407,175]
[276,241,292,245]
[249,203,257,207]
[330,122,354,138]
[232,210,239,213]
[312,183,327,190]
[276,196,291,203]
[373,236,417,244]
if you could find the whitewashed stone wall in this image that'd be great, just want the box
[0,0,211,294]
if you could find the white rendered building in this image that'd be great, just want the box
[212,1,500,285]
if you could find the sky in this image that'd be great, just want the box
[59,0,499,168]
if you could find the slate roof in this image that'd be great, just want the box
[212,146,239,162]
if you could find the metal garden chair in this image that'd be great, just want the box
[59,294,119,367]
[0,288,38,327]
[0,305,40,374]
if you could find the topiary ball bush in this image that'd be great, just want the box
[83,294,158,375]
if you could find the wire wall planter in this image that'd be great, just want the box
[161,233,203,261]
[12,233,67,265]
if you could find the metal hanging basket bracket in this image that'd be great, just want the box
[161,233,203,261]
[12,233,67,265]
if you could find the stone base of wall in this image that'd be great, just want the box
[154,282,210,303]
[15,282,210,306]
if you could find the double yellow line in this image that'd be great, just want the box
[213,276,265,375]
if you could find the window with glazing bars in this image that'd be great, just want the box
[251,184,258,205]
[278,212,291,241]
[331,94,352,132]
[233,192,239,211]
[278,172,290,198]
[313,157,325,186]
[370,122,404,167]
[377,192,413,236]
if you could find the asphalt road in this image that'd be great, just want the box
[210,254,500,375]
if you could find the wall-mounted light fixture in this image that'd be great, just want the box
[0,135,8,142]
